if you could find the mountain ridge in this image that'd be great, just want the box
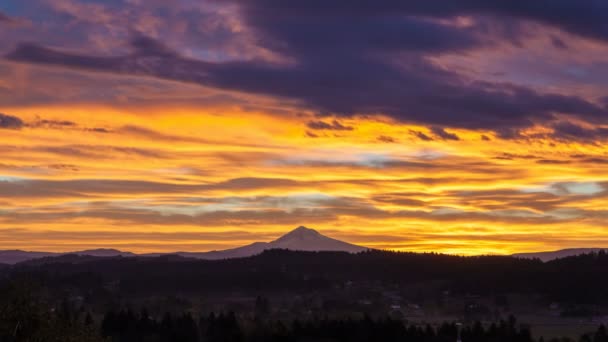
[512,248,607,262]
[0,226,368,264]
[5,228,605,264]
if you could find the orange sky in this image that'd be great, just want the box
[2,1,608,255]
[1,104,607,255]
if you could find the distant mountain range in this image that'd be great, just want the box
[2,227,605,265]
[512,248,608,262]
[0,226,368,264]
[0,248,136,264]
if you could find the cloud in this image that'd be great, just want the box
[305,131,319,138]
[371,194,426,207]
[86,127,112,133]
[29,144,168,159]
[409,130,434,141]
[0,11,14,23]
[306,120,353,131]
[26,117,113,133]
[30,119,77,128]
[0,206,341,227]
[431,127,460,141]
[494,153,538,160]
[0,228,279,245]
[6,3,608,138]
[550,121,608,142]
[536,159,571,165]
[570,154,608,164]
[3,186,603,228]
[550,36,568,49]
[0,177,308,198]
[377,135,397,143]
[0,113,24,129]
[226,1,608,43]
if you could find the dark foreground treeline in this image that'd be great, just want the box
[100,311,608,342]
[4,298,608,342]
[0,281,101,342]
[5,249,608,303]
[1,280,608,342]
[101,310,534,342]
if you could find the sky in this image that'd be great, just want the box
[1,1,608,255]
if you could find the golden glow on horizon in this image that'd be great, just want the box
[1,104,608,255]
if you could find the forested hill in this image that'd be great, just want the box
[3,249,608,303]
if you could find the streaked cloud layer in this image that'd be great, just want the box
[1,1,608,254]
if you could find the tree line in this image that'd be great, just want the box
[2,280,608,342]
[7,249,608,304]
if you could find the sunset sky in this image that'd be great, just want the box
[2,1,608,255]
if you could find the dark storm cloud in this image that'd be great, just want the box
[243,12,482,55]
[307,120,353,131]
[6,1,608,136]
[0,113,24,129]
[10,38,605,134]
[227,0,608,42]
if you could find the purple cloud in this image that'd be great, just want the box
[431,127,460,141]
[0,113,24,129]
[4,0,608,141]
[307,120,354,131]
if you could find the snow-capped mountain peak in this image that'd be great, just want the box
[270,226,366,253]
[273,226,322,243]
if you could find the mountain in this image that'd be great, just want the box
[273,226,365,252]
[0,226,368,264]
[0,250,58,264]
[513,248,607,262]
[71,248,135,257]
[0,248,133,265]
[181,226,368,260]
